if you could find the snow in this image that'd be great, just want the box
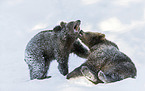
[0,0,145,91]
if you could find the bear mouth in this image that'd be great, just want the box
[74,24,80,32]
[74,24,79,30]
[73,20,81,33]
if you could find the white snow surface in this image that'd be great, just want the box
[0,0,145,91]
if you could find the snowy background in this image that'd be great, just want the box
[0,0,145,91]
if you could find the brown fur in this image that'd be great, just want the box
[67,31,136,84]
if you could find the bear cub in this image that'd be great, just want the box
[24,20,89,80]
[67,31,137,84]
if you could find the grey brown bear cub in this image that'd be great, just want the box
[24,20,89,80]
[67,31,137,84]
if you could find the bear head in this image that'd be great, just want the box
[53,20,82,40]
[61,20,81,37]
[79,31,105,48]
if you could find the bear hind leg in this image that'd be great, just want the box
[29,61,51,80]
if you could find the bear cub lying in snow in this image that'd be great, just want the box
[67,31,137,84]
[24,20,89,80]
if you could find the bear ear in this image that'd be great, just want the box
[99,33,105,40]
[53,25,62,32]
[60,21,66,28]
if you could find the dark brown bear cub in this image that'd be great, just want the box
[24,20,89,80]
[67,31,137,84]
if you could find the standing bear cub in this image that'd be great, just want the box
[67,31,137,84]
[24,20,89,80]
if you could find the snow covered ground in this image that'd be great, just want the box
[0,0,145,91]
